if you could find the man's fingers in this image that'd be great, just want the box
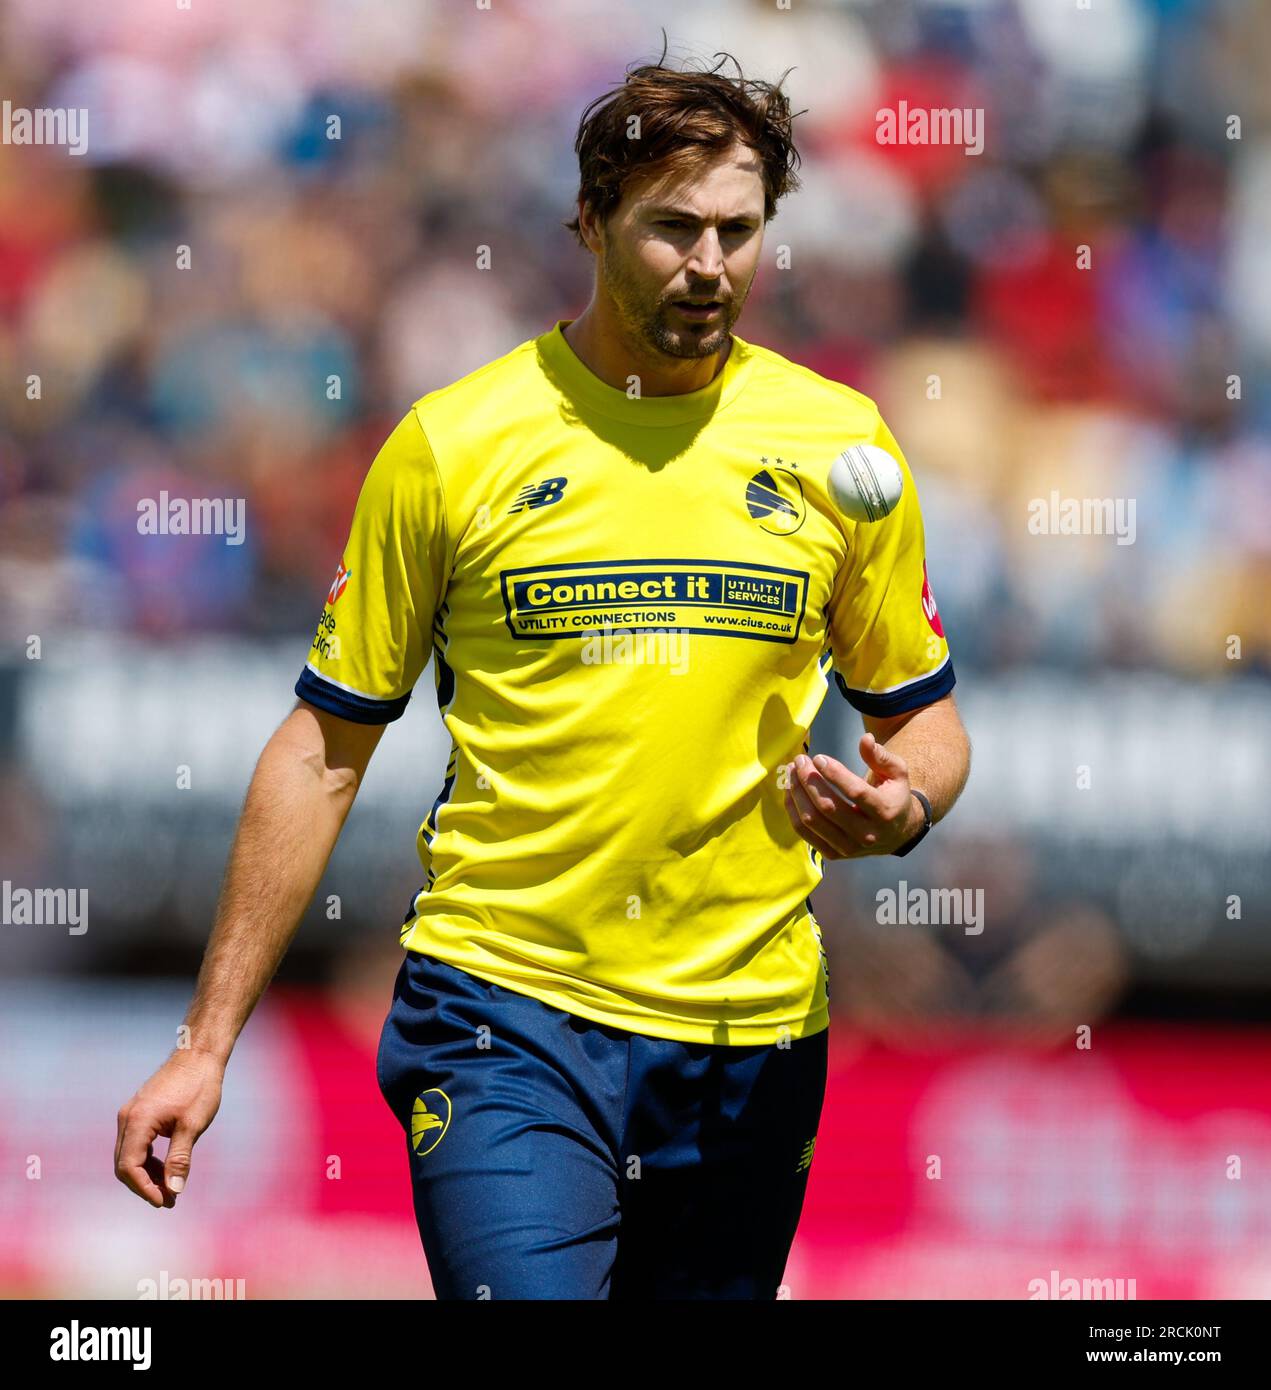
[799,753,886,818]
[145,1154,178,1209]
[163,1123,198,1196]
[784,786,843,859]
[787,778,876,855]
[860,731,908,776]
[115,1108,168,1208]
[113,1106,128,1172]
[785,784,876,858]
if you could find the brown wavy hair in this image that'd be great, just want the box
[564,39,805,247]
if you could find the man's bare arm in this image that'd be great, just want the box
[114,700,385,1207]
[184,701,385,1062]
[860,692,970,836]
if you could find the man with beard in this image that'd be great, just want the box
[115,49,970,1301]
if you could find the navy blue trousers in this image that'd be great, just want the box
[376,950,828,1300]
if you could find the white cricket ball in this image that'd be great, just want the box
[827,443,905,523]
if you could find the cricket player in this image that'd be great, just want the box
[116,51,971,1300]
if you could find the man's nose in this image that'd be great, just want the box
[685,228,725,280]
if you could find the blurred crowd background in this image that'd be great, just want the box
[2,0,1270,1299]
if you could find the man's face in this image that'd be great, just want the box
[590,142,766,360]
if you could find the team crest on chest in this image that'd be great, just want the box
[746,459,805,536]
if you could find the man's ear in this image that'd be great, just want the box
[577,199,600,253]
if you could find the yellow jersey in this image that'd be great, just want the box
[297,320,954,1044]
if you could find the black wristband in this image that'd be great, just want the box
[893,789,933,857]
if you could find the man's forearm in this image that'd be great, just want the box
[869,700,971,834]
[183,720,362,1065]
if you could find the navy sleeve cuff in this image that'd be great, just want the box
[833,660,956,717]
[295,667,412,724]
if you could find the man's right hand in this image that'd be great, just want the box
[114,1050,226,1208]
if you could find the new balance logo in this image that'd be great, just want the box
[508,476,568,513]
[795,1137,817,1174]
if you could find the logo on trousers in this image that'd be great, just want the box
[411,1088,452,1156]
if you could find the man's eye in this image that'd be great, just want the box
[657,218,753,234]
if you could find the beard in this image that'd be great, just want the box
[599,234,744,361]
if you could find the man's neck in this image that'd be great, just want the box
[562,307,731,397]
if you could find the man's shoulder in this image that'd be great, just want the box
[737,335,882,425]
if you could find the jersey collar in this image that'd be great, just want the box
[537,318,754,426]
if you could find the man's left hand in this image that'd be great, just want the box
[784,733,919,859]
